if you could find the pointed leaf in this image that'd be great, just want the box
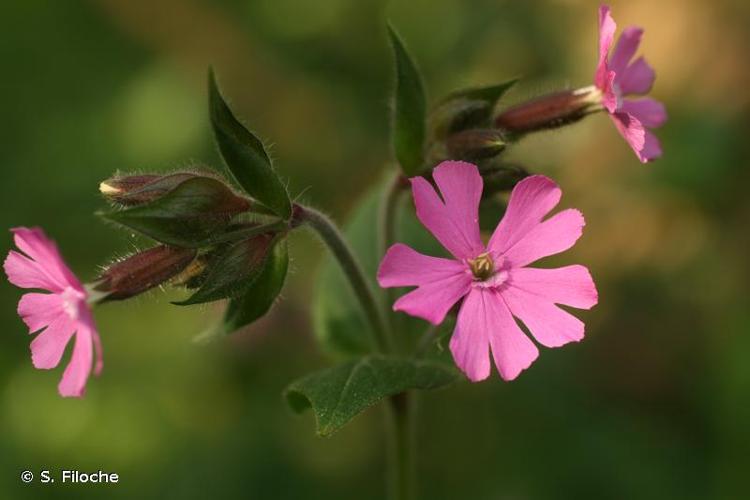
[431,79,519,136]
[388,24,427,175]
[209,69,292,219]
[100,176,249,248]
[442,78,519,106]
[285,355,458,436]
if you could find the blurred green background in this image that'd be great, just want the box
[1,0,749,498]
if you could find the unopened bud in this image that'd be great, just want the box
[494,86,602,135]
[481,164,530,195]
[446,129,506,161]
[430,98,492,140]
[100,172,198,206]
[95,245,197,301]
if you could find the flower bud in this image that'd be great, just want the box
[94,245,197,301]
[99,172,198,206]
[481,164,530,196]
[445,129,506,161]
[494,86,602,135]
[429,98,492,140]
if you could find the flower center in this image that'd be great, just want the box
[61,287,86,321]
[467,252,495,281]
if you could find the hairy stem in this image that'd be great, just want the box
[294,204,391,353]
[296,197,413,500]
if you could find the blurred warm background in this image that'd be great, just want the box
[1,0,748,498]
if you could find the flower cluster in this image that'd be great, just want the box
[3,4,664,397]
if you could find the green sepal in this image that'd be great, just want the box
[173,233,278,306]
[195,240,289,341]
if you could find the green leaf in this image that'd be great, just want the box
[208,69,292,219]
[195,240,289,341]
[312,178,445,357]
[285,355,458,437]
[174,234,276,306]
[388,24,427,176]
[100,176,249,248]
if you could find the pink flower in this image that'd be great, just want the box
[3,227,102,397]
[377,162,597,381]
[595,4,667,163]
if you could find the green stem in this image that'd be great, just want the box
[295,204,391,353]
[377,173,415,500]
[387,392,415,500]
[378,172,408,258]
[378,172,408,352]
[296,197,413,500]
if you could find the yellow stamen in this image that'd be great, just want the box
[468,252,494,281]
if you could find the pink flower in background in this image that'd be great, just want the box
[3,227,102,397]
[377,161,597,381]
[595,4,667,162]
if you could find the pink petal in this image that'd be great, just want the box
[57,323,93,398]
[449,289,491,382]
[450,288,539,382]
[378,243,472,325]
[4,251,63,291]
[410,161,484,260]
[30,315,76,369]
[595,5,617,89]
[502,286,586,348]
[621,98,667,128]
[79,308,103,376]
[392,274,472,326]
[487,291,539,381]
[507,265,598,309]
[377,243,467,288]
[618,57,655,95]
[488,175,561,256]
[638,130,663,163]
[10,227,81,290]
[609,27,643,75]
[601,70,620,113]
[610,111,646,155]
[503,209,585,268]
[17,292,64,333]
